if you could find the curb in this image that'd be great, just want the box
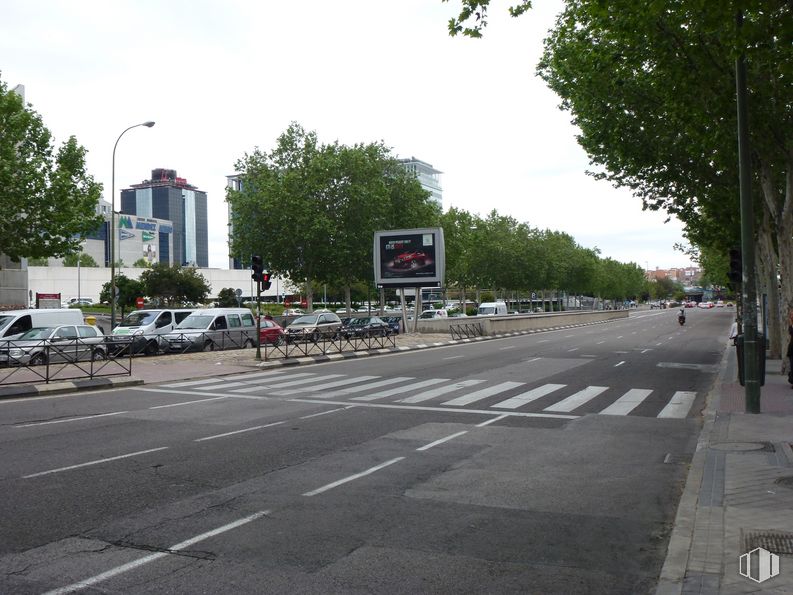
[655,341,732,594]
[0,376,143,400]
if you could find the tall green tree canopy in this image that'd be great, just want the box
[0,76,102,261]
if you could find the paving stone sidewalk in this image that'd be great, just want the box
[657,353,793,594]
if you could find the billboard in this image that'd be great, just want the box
[373,228,445,287]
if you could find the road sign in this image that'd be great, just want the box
[235,288,243,297]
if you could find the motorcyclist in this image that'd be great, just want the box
[678,308,686,324]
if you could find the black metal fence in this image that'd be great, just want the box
[263,332,397,359]
[0,337,133,385]
[449,322,484,340]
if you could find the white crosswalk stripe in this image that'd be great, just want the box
[398,379,486,404]
[158,371,696,418]
[598,388,653,416]
[543,386,608,412]
[442,381,525,407]
[352,378,450,402]
[492,384,566,409]
[657,391,696,418]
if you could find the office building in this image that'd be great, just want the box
[398,157,443,208]
[121,168,208,267]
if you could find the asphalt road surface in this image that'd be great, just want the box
[0,308,733,594]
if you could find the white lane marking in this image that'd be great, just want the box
[149,396,228,409]
[442,381,525,407]
[188,380,256,391]
[218,373,320,393]
[641,349,651,354]
[617,336,623,339]
[15,411,128,427]
[544,386,608,412]
[416,431,468,451]
[476,414,509,427]
[299,407,352,419]
[316,376,415,399]
[263,374,345,389]
[443,355,464,360]
[499,346,515,350]
[289,398,578,419]
[525,357,542,364]
[536,340,550,344]
[302,457,405,496]
[273,375,381,396]
[160,371,294,388]
[194,421,284,442]
[492,384,566,409]
[657,391,697,418]
[24,447,169,479]
[565,335,575,338]
[352,378,449,402]
[567,347,579,352]
[398,379,485,404]
[598,389,653,416]
[43,510,269,595]
[614,361,625,367]
[596,340,606,344]
[160,378,233,388]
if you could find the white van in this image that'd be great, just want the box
[159,308,257,352]
[0,309,85,340]
[111,308,194,355]
[419,309,448,320]
[477,302,508,316]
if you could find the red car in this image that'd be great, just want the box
[259,318,285,345]
[392,251,427,269]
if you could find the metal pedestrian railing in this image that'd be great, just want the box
[263,332,397,360]
[0,337,133,386]
[449,323,484,340]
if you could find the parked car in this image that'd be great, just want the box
[340,316,392,339]
[259,318,286,345]
[62,297,94,307]
[282,308,304,317]
[381,316,402,334]
[285,312,342,342]
[698,301,715,309]
[0,325,106,366]
[392,250,427,269]
[111,308,194,355]
[419,309,448,320]
[0,308,85,340]
[159,308,257,352]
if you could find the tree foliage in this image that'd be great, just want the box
[216,287,239,307]
[99,274,145,319]
[0,75,103,261]
[138,264,210,306]
[62,253,98,267]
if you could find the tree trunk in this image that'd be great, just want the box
[344,286,352,316]
[757,210,780,358]
[305,280,313,313]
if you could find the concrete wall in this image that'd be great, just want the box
[0,255,28,308]
[416,310,629,335]
[26,267,296,304]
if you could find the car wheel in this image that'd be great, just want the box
[273,335,284,347]
[244,339,255,349]
[203,340,216,352]
[91,348,107,361]
[30,352,48,366]
[144,341,159,356]
[311,331,321,343]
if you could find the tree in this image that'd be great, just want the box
[0,76,103,261]
[63,253,98,267]
[99,274,145,320]
[216,287,239,307]
[139,264,210,306]
[132,258,152,268]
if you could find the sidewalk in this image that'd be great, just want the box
[657,352,793,594]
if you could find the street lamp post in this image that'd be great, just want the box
[110,121,155,329]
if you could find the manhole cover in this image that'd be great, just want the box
[710,442,767,452]
[774,476,793,489]
[742,530,793,556]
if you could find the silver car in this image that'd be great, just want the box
[0,325,106,366]
[285,312,342,342]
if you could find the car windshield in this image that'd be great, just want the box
[19,327,56,340]
[347,318,369,326]
[119,311,159,326]
[0,316,14,332]
[419,311,437,319]
[478,307,496,315]
[176,315,213,329]
[291,315,319,326]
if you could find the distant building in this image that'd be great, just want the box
[645,266,702,286]
[398,157,443,208]
[121,169,208,267]
[226,174,244,270]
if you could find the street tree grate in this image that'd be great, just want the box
[742,530,793,556]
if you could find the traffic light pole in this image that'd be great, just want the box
[736,36,760,413]
[255,279,262,361]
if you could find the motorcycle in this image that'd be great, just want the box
[678,311,686,326]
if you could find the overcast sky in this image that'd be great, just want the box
[2,0,694,271]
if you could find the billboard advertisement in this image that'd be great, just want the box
[373,228,445,287]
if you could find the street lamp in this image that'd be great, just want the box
[110,121,155,329]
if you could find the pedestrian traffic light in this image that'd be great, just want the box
[251,255,263,282]
[728,248,742,284]
[262,272,272,290]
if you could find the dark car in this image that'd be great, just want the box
[392,251,427,269]
[259,318,286,345]
[381,316,402,334]
[340,316,392,339]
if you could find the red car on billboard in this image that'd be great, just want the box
[392,250,427,269]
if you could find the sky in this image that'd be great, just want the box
[2,0,694,271]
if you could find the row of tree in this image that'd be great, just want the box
[444,1,791,355]
[228,123,650,312]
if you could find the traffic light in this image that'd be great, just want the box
[728,248,742,284]
[262,272,272,291]
[251,255,263,282]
